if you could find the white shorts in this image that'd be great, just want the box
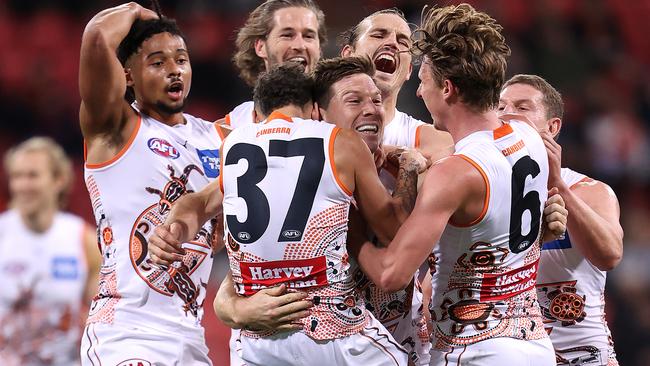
[80,323,212,366]
[234,314,409,366]
[229,329,246,366]
[430,337,555,366]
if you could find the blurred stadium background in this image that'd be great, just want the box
[0,0,648,364]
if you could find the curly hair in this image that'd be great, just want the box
[412,4,510,112]
[233,0,326,87]
[253,63,314,116]
[116,2,185,102]
[312,56,375,109]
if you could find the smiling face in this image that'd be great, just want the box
[320,73,385,153]
[127,32,191,117]
[343,13,412,94]
[256,7,321,74]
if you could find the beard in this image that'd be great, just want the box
[156,98,187,115]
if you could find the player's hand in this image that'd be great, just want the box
[542,187,568,242]
[373,144,386,170]
[540,129,564,190]
[237,285,312,332]
[148,222,186,266]
[130,2,159,21]
[393,148,431,174]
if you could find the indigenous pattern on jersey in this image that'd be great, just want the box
[352,260,430,365]
[0,210,88,365]
[83,112,222,335]
[224,101,256,128]
[429,120,550,349]
[222,111,367,341]
[536,168,618,365]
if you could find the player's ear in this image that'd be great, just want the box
[341,45,353,57]
[442,79,457,103]
[254,38,267,59]
[405,63,413,81]
[312,102,322,120]
[549,117,562,138]
[125,67,134,87]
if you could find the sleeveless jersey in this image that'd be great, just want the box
[536,168,618,364]
[382,109,426,148]
[83,112,222,335]
[0,210,87,364]
[224,101,255,128]
[429,120,550,348]
[221,111,367,341]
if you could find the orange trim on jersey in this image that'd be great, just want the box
[415,125,423,148]
[569,176,594,189]
[219,153,224,194]
[214,122,225,140]
[264,111,293,124]
[85,114,142,169]
[329,127,353,196]
[493,123,513,140]
[449,154,490,227]
[224,114,232,126]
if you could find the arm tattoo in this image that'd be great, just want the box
[393,162,419,214]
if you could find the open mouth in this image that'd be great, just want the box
[286,56,308,67]
[167,82,184,101]
[355,124,379,135]
[374,53,397,74]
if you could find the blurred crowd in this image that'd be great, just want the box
[0,0,648,364]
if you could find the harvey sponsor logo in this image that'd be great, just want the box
[239,257,328,295]
[480,260,538,301]
[148,138,180,159]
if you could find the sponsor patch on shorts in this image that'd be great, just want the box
[116,359,152,366]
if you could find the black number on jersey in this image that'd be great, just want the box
[509,155,542,253]
[225,138,325,244]
[224,143,269,244]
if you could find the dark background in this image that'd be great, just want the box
[0,0,648,364]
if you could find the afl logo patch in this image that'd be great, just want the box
[282,230,302,240]
[148,138,180,159]
[237,232,251,241]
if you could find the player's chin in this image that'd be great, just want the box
[156,99,186,114]
[361,135,381,154]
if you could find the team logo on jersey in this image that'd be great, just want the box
[102,227,114,245]
[129,164,212,317]
[51,257,79,280]
[148,138,180,159]
[196,148,220,178]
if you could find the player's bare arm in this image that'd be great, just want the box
[354,156,485,292]
[334,128,427,244]
[543,132,623,270]
[148,179,223,265]
[79,3,157,162]
[416,124,455,162]
[213,272,312,331]
[83,224,101,304]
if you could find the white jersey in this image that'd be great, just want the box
[379,110,427,193]
[429,120,550,348]
[83,112,222,336]
[222,111,367,341]
[536,168,618,365]
[225,101,256,128]
[382,109,426,148]
[0,210,87,365]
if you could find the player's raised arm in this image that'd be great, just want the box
[79,3,157,137]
